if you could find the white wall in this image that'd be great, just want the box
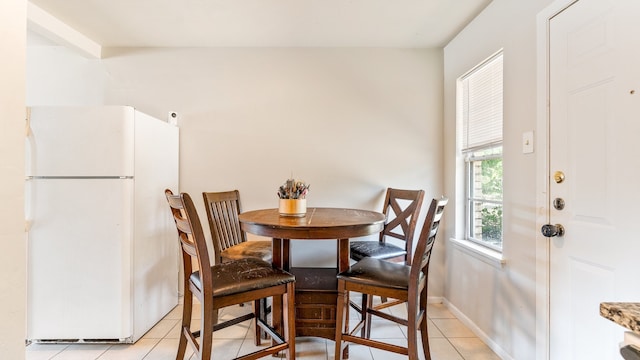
[0,0,26,358]
[26,46,447,288]
[443,1,554,359]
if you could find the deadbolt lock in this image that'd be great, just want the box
[553,198,565,210]
[554,171,565,184]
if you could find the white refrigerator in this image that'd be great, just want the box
[25,106,179,343]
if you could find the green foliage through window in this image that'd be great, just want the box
[481,158,502,199]
[480,157,502,245]
[467,147,503,249]
[481,206,502,245]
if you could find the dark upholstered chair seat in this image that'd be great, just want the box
[220,240,272,263]
[189,258,294,297]
[349,241,406,262]
[337,257,423,291]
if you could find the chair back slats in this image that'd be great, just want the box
[175,216,191,236]
[383,198,420,240]
[203,191,246,263]
[179,234,197,258]
[180,193,213,288]
[213,200,242,249]
[166,192,184,209]
[410,197,448,282]
[166,190,189,242]
[165,189,212,291]
[380,188,425,263]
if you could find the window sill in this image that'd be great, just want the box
[449,238,506,269]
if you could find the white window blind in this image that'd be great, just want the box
[462,53,503,152]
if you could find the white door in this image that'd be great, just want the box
[548,0,640,358]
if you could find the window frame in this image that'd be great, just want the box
[465,145,503,251]
[458,50,504,252]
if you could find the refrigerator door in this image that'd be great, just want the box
[26,178,134,341]
[26,106,135,177]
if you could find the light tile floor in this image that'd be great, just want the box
[26,297,501,360]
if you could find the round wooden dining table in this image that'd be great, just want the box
[238,207,385,340]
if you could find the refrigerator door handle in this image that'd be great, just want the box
[26,107,31,136]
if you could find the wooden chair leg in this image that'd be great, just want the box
[341,291,351,360]
[358,293,364,338]
[334,281,348,360]
[253,299,262,346]
[420,313,431,360]
[176,292,193,360]
[363,293,373,339]
[407,299,418,360]
[260,298,270,340]
[284,282,296,360]
[200,304,215,360]
[272,290,283,352]
[420,287,431,360]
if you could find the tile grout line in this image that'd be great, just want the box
[27,302,496,360]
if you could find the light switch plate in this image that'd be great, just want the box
[522,131,534,154]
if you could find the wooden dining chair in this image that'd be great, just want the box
[349,188,424,307]
[203,190,273,339]
[165,189,296,360]
[334,197,448,360]
[349,188,425,264]
[203,190,272,264]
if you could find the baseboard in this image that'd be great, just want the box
[443,298,513,360]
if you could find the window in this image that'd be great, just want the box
[459,52,503,250]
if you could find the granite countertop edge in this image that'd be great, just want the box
[600,302,640,334]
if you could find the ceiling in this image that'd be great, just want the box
[29,0,492,48]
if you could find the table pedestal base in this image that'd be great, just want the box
[290,267,349,358]
[291,267,339,339]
